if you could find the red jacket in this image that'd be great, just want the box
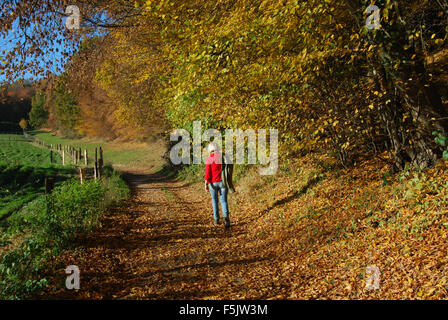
[205,152,222,183]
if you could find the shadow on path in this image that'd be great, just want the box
[45,167,279,300]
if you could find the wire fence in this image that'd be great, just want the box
[0,131,31,142]
[0,130,105,184]
[28,132,105,182]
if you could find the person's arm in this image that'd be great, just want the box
[204,160,211,192]
[228,162,235,192]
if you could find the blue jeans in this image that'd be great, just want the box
[208,181,229,221]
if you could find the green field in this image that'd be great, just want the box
[0,132,74,223]
[32,130,166,170]
[0,125,130,299]
[0,134,62,166]
[0,128,163,223]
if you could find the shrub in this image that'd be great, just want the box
[0,170,129,299]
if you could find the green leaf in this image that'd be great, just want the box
[443,150,448,160]
[435,135,446,147]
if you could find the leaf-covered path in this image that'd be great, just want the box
[43,158,448,300]
[46,167,286,299]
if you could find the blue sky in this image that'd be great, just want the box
[1,7,113,86]
[0,17,73,85]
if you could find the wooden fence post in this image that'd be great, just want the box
[84,149,88,166]
[99,147,103,178]
[45,177,54,194]
[62,149,65,165]
[79,168,85,185]
[94,147,98,180]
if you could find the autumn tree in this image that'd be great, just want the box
[2,0,448,169]
[53,75,80,135]
[29,92,48,128]
[343,0,448,169]
[18,118,28,130]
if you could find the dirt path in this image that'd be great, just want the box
[45,166,288,299]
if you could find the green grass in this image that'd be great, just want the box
[30,130,166,170]
[0,170,130,299]
[0,163,74,223]
[0,134,62,166]
[30,130,106,151]
[0,126,131,299]
[0,133,73,222]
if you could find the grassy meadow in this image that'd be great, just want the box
[0,124,130,299]
[31,130,166,171]
[0,129,73,223]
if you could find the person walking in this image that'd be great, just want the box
[204,142,231,228]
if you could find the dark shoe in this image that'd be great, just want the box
[214,219,220,226]
[224,217,230,229]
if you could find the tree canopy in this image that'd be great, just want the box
[1,0,447,169]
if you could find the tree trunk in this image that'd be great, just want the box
[344,0,448,169]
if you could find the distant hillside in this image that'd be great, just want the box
[0,83,35,123]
